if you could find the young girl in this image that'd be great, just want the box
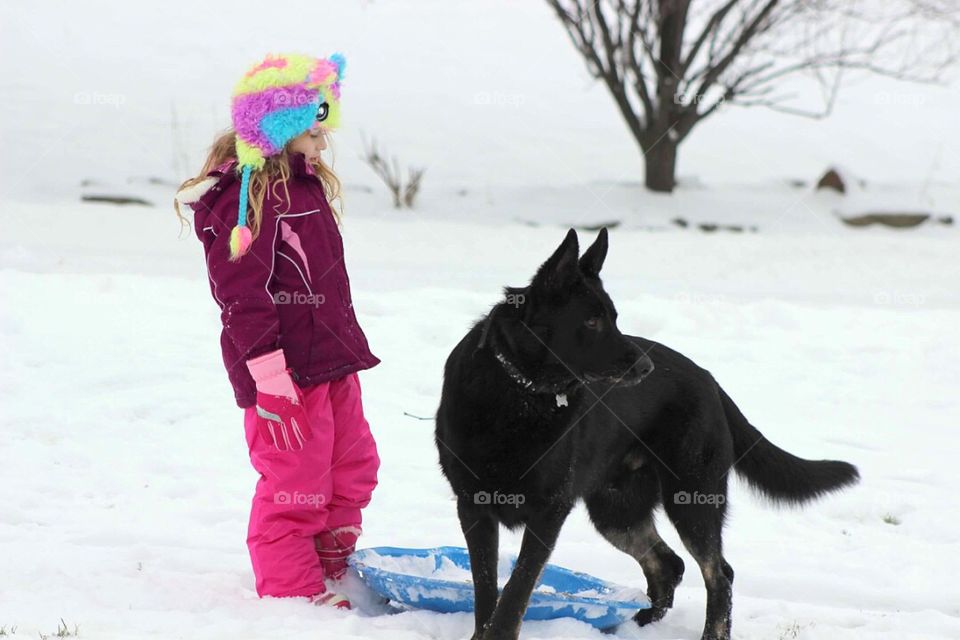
[174,53,380,608]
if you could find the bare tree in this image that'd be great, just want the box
[362,135,426,209]
[545,0,959,192]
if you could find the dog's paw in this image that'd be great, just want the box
[472,627,520,640]
[633,605,669,627]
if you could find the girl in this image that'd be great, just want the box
[174,53,380,608]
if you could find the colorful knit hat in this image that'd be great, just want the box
[229,52,346,258]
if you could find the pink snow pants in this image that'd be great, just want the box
[243,372,379,598]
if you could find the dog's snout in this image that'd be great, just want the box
[610,350,654,386]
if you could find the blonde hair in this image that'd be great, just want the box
[174,129,342,250]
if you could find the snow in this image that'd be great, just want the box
[2,1,960,639]
[3,201,958,639]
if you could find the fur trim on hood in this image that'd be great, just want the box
[174,176,220,207]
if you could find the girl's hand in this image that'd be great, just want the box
[246,350,311,451]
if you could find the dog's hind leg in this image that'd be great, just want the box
[661,474,734,640]
[596,515,686,627]
[586,463,685,627]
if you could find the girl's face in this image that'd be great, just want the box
[288,124,328,163]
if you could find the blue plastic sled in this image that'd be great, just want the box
[348,546,650,630]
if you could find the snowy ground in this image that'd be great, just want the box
[3,0,960,638]
[2,195,958,639]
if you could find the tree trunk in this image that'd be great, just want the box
[644,138,678,193]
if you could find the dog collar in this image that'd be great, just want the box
[492,348,569,408]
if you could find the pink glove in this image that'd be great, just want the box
[246,350,311,452]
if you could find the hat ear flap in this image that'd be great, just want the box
[328,52,346,83]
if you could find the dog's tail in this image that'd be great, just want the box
[721,387,859,505]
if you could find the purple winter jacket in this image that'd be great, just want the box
[182,152,380,408]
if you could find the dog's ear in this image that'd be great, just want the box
[579,227,608,278]
[530,228,579,292]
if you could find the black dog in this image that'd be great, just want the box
[435,229,858,640]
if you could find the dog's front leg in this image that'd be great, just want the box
[458,498,500,638]
[482,504,572,640]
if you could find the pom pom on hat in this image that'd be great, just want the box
[229,225,253,260]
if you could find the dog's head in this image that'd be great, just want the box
[488,228,653,392]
